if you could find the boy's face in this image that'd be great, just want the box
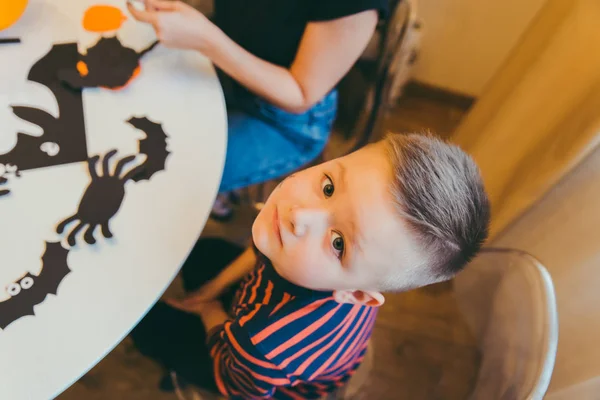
[252,143,426,305]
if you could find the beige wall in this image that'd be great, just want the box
[413,0,547,96]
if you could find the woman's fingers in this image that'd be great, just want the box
[127,2,157,24]
[146,0,180,11]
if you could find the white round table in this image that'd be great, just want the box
[0,1,227,399]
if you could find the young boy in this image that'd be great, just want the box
[130,133,490,399]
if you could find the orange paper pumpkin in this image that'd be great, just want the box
[0,0,28,31]
[82,5,127,33]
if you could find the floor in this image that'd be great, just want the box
[59,1,480,398]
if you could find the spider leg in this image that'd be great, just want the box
[102,150,118,177]
[114,155,137,179]
[88,156,100,180]
[57,215,78,234]
[67,222,86,247]
[121,164,146,182]
[84,224,97,245]
[101,221,113,238]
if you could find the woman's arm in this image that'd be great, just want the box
[207,11,379,113]
[128,0,379,113]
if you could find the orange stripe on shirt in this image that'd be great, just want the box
[279,306,357,369]
[294,306,360,376]
[263,280,274,304]
[227,347,290,386]
[266,304,343,359]
[308,306,368,379]
[213,347,230,396]
[335,310,376,367]
[238,268,256,304]
[223,322,279,370]
[248,265,264,304]
[320,311,375,379]
[239,304,262,327]
[269,292,292,316]
[252,297,331,344]
[329,312,374,372]
[220,349,265,396]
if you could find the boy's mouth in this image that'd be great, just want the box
[273,205,282,246]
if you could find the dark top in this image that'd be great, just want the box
[214,0,389,68]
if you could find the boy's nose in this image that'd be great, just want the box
[289,207,329,238]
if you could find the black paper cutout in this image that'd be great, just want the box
[58,37,158,90]
[0,176,9,198]
[126,116,170,182]
[0,38,21,45]
[0,241,70,330]
[0,43,88,171]
[0,165,21,199]
[56,150,142,246]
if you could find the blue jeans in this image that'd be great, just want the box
[218,85,337,193]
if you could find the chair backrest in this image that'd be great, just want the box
[453,248,558,400]
[326,0,420,160]
[350,0,420,151]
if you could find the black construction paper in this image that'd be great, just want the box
[56,150,138,246]
[0,43,88,171]
[0,38,21,45]
[126,116,170,182]
[0,242,70,330]
[0,176,9,197]
[58,37,158,90]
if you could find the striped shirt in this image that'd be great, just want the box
[207,259,378,399]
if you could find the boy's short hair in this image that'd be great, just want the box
[382,133,490,290]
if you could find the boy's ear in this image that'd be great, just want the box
[332,290,385,307]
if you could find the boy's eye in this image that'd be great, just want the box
[331,231,345,259]
[321,175,334,198]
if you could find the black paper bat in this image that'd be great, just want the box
[0,43,88,171]
[126,116,170,182]
[58,37,158,90]
[0,241,71,330]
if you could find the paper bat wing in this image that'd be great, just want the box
[126,116,170,182]
[0,176,9,197]
[0,242,70,330]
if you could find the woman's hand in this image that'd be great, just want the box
[127,0,222,52]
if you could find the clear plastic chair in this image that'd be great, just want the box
[453,248,559,400]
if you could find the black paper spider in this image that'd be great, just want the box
[57,150,142,246]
